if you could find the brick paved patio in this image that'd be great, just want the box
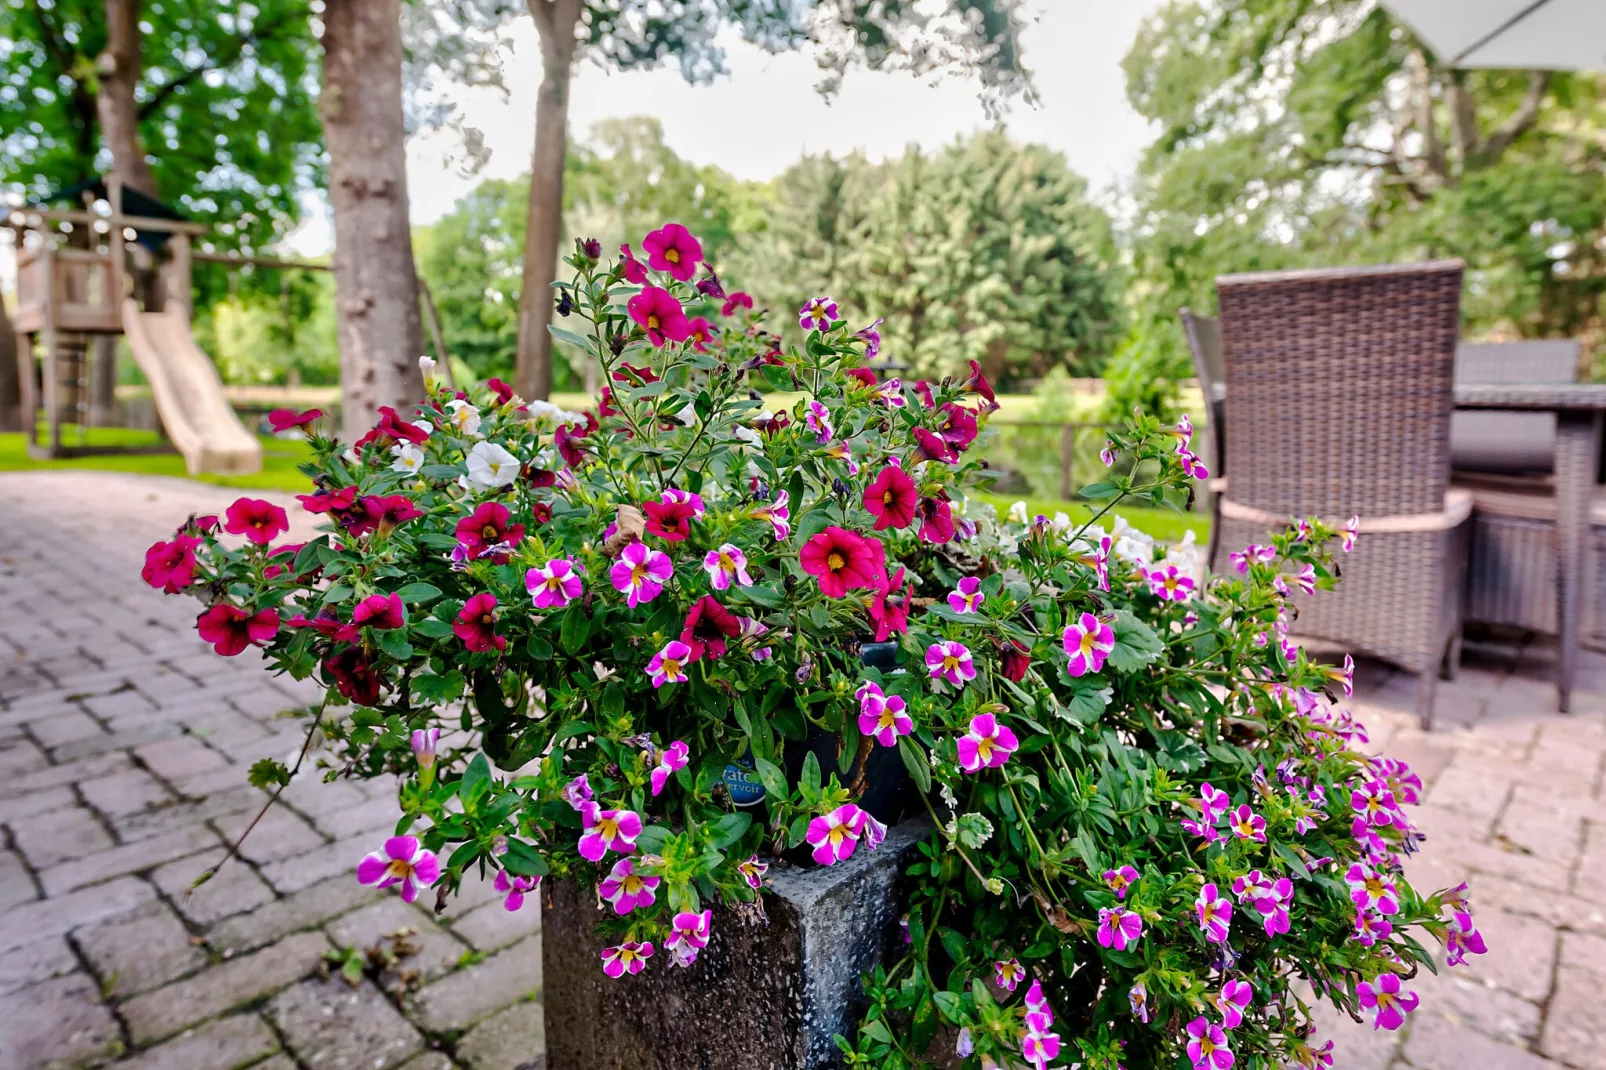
[1,468,1603,1069]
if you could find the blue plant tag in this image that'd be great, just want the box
[723,757,765,806]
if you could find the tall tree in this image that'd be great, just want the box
[321,0,426,439]
[512,0,1035,400]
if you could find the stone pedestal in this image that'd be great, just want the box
[543,820,927,1070]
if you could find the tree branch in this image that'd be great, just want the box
[137,4,311,120]
[31,0,99,159]
[1408,50,1447,186]
[1447,71,1479,162]
[1476,71,1550,166]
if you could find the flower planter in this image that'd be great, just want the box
[543,817,928,1070]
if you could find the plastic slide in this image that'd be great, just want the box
[121,298,263,475]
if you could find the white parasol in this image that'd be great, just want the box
[1379,0,1604,69]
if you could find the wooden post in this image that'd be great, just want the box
[168,232,192,321]
[1059,424,1076,500]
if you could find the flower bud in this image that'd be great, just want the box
[582,237,602,259]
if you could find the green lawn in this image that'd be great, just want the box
[968,492,1208,545]
[0,429,317,492]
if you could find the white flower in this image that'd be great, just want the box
[412,418,434,438]
[446,399,483,438]
[418,354,437,382]
[391,443,425,474]
[1007,500,1029,524]
[732,426,762,448]
[466,440,521,490]
[1052,511,1073,533]
[1111,516,1154,565]
[1163,529,1205,584]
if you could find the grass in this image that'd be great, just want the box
[968,491,1208,545]
[0,428,317,492]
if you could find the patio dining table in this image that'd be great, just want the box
[1454,382,1606,711]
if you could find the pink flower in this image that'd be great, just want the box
[356,835,440,903]
[494,869,539,912]
[1353,909,1392,947]
[1129,981,1151,1023]
[411,728,439,771]
[455,501,525,564]
[628,286,691,346]
[947,576,985,614]
[916,495,956,544]
[1217,979,1252,1029]
[196,604,280,656]
[1445,910,1487,966]
[1351,780,1399,828]
[805,400,834,444]
[1146,564,1195,602]
[1345,862,1400,915]
[702,544,754,591]
[738,854,768,889]
[685,316,716,352]
[647,640,692,688]
[798,296,838,332]
[268,407,323,432]
[1185,1016,1234,1069]
[561,774,593,810]
[1228,804,1266,843]
[1182,817,1223,844]
[1062,612,1116,677]
[926,641,977,688]
[1229,544,1275,574]
[577,804,642,862]
[223,497,289,545]
[1179,449,1210,479]
[351,592,406,630]
[856,681,912,747]
[1357,973,1418,1031]
[650,740,689,797]
[721,291,753,317]
[644,495,701,542]
[1340,515,1360,552]
[619,243,648,284]
[807,803,865,865]
[452,592,506,652]
[864,465,918,531]
[799,527,882,598]
[751,490,790,541]
[666,909,713,967]
[868,566,912,642]
[1103,864,1140,900]
[641,223,702,281]
[526,558,584,609]
[1325,653,1355,697]
[994,958,1025,992]
[1195,883,1233,943]
[680,596,741,661]
[598,857,661,915]
[1097,907,1143,950]
[600,940,654,978]
[1200,782,1231,822]
[610,541,674,607]
[142,535,202,592]
[1021,980,1059,1070]
[1291,563,1317,595]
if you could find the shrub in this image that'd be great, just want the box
[146,229,1479,1070]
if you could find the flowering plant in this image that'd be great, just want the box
[146,227,1477,1069]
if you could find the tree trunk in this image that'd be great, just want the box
[320,0,426,442]
[0,296,21,432]
[514,0,582,402]
[96,0,160,198]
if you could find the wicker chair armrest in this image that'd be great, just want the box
[1219,489,1472,533]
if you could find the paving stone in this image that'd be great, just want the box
[121,930,330,1044]
[398,1054,461,1070]
[268,976,424,1068]
[1542,965,1606,1068]
[1307,1001,1398,1070]
[114,1012,280,1070]
[314,795,403,840]
[447,898,542,952]
[54,722,183,762]
[80,767,175,817]
[326,897,471,982]
[0,936,78,996]
[0,972,124,1068]
[1456,909,1556,1001]
[408,938,542,1034]
[1409,1010,1564,1070]
[260,833,376,895]
[0,751,133,800]
[0,784,73,825]
[39,822,220,894]
[26,707,109,748]
[135,734,229,781]
[112,785,263,843]
[215,804,328,865]
[455,1001,545,1069]
[1497,797,1586,865]
[154,852,277,925]
[1412,962,1542,1046]
[0,849,37,911]
[210,875,383,956]
[77,899,208,997]
[0,875,156,953]
[9,803,115,868]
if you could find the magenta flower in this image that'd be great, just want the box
[223,497,290,545]
[1351,780,1399,828]
[1062,612,1116,677]
[864,465,919,531]
[1345,862,1400,915]
[738,854,768,889]
[956,712,1017,773]
[856,681,913,747]
[994,957,1025,992]
[1292,563,1317,595]
[1200,782,1231,822]
[798,296,839,332]
[1357,973,1418,1031]
[1179,449,1210,479]
[1326,652,1355,697]
[1146,564,1195,602]
[1086,533,1112,591]
[1103,864,1140,900]
[1340,514,1360,552]
[1181,817,1222,845]
[807,803,865,866]
[750,490,790,541]
[142,535,202,593]
[641,223,702,281]
[599,857,661,915]
[1217,979,1253,1029]
[411,728,439,771]
[1021,1024,1060,1070]
[1185,1016,1233,1069]
[1228,804,1266,843]
[926,640,976,688]
[356,835,440,904]
[268,407,323,432]
[577,804,641,862]
[628,285,692,347]
[456,501,525,564]
[1129,981,1151,1023]
[647,640,692,688]
[196,604,280,656]
[494,869,539,912]
[650,740,690,796]
[526,557,584,609]
[352,592,406,630]
[702,544,754,591]
[1445,911,1487,966]
[1352,909,1392,947]
[947,576,985,614]
[561,774,592,810]
[799,527,882,598]
[619,243,648,284]
[666,909,713,967]
[610,541,674,607]
[600,940,654,978]
[805,400,834,444]
[453,592,507,652]
[1195,883,1233,943]
[1097,907,1143,951]
[1229,543,1275,574]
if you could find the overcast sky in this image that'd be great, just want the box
[287,0,1165,252]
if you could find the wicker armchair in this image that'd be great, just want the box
[1451,341,1599,643]
[1180,309,1226,564]
[1213,261,1471,729]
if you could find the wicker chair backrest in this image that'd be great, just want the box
[1216,260,1464,518]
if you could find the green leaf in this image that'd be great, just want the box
[559,606,592,652]
[395,582,442,604]
[547,324,594,351]
[248,758,292,790]
[708,812,753,850]
[932,990,963,1019]
[412,670,466,704]
[1106,610,1164,674]
[753,755,790,802]
[526,635,554,660]
[377,629,414,661]
[459,754,493,810]
[635,825,674,854]
[502,839,550,877]
[1065,680,1112,724]
[1079,480,1119,499]
[740,584,785,608]
[290,538,327,578]
[761,365,794,392]
[413,618,454,640]
[800,752,821,801]
[955,812,994,849]
[898,737,932,793]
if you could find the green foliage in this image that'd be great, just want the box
[192,270,340,385]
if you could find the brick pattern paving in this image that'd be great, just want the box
[3,469,1605,1069]
[0,473,543,1070]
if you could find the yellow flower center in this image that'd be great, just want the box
[1079,630,1100,654]
[878,709,899,730]
[647,314,661,329]
[943,655,960,673]
[383,859,415,880]
[827,552,846,570]
[631,563,649,585]
[975,736,995,761]
[661,657,681,677]
[598,817,619,840]
[482,524,498,539]
[1365,877,1386,896]
[665,249,680,263]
